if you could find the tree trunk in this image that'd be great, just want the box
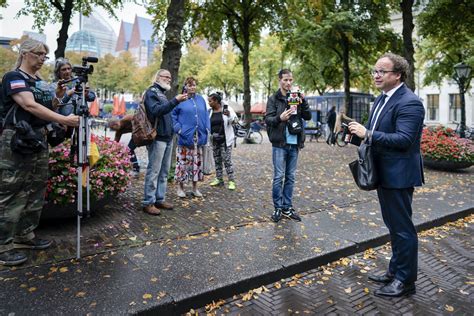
[242,31,251,125]
[54,0,74,59]
[400,0,416,91]
[342,36,351,116]
[160,0,185,99]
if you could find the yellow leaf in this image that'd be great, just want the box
[76,291,86,298]
[212,251,220,255]
[59,267,68,273]
[28,287,37,292]
[364,287,370,293]
[143,293,152,299]
[275,282,282,289]
[150,277,158,282]
[344,287,352,294]
[235,303,244,308]
[129,236,137,241]
[50,267,58,273]
[133,253,144,258]
[445,305,454,312]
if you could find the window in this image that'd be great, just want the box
[449,94,461,122]
[426,94,439,121]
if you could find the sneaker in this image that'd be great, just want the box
[210,178,224,186]
[177,187,186,198]
[0,250,27,266]
[271,208,283,223]
[282,207,302,221]
[13,238,52,250]
[192,189,203,197]
[228,181,236,190]
[143,204,161,216]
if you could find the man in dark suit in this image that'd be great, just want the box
[348,53,425,298]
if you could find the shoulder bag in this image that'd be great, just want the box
[348,130,378,191]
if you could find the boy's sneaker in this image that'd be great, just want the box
[282,207,302,221]
[271,208,283,223]
[228,181,236,190]
[0,250,27,266]
[177,187,186,198]
[210,178,224,186]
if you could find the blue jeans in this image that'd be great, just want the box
[272,145,299,209]
[142,139,173,206]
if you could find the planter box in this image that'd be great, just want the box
[423,158,473,171]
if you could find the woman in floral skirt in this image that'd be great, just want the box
[171,77,210,197]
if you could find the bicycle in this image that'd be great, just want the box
[451,122,474,140]
[234,122,263,144]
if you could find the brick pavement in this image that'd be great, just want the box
[193,215,474,315]
[3,138,472,271]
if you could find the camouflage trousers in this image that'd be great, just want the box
[0,129,49,253]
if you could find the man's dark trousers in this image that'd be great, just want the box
[377,186,417,284]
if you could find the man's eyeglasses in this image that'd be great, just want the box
[371,69,396,76]
[159,75,172,80]
[30,51,50,60]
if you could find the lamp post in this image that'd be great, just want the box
[453,62,472,138]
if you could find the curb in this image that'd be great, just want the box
[138,206,473,315]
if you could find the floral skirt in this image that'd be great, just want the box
[175,145,204,183]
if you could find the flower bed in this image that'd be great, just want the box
[46,135,132,205]
[421,126,474,170]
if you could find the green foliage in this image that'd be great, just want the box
[0,47,17,77]
[198,44,243,97]
[283,1,400,103]
[249,35,285,98]
[179,43,211,83]
[417,0,474,86]
[103,103,113,114]
[17,0,123,32]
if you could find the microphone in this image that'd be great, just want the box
[82,56,98,63]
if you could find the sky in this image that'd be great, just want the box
[0,0,151,58]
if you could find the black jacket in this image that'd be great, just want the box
[264,89,311,148]
[144,83,179,142]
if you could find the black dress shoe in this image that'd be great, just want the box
[368,272,394,284]
[374,279,416,298]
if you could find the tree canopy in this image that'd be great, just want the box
[417,0,474,86]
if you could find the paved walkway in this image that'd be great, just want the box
[0,138,472,314]
[193,215,473,315]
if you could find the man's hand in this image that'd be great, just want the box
[176,93,188,102]
[348,122,367,138]
[279,108,293,122]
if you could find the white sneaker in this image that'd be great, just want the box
[192,189,203,197]
[177,188,186,198]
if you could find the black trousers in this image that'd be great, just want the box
[377,187,417,284]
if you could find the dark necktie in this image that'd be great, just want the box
[370,94,387,129]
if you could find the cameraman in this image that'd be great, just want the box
[264,69,311,223]
[0,39,79,266]
[52,58,96,116]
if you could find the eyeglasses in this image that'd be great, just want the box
[371,69,396,76]
[30,51,50,60]
[159,75,172,80]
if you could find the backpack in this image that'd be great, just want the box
[131,89,158,147]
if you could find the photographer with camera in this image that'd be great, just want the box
[0,39,79,266]
[208,92,237,190]
[264,69,311,223]
[52,58,96,116]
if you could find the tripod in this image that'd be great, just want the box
[70,80,91,259]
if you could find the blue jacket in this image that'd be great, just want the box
[144,83,179,142]
[368,84,425,189]
[172,94,210,146]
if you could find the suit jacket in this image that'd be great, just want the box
[368,84,425,189]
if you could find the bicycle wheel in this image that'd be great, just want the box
[248,131,263,144]
[335,131,347,147]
